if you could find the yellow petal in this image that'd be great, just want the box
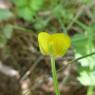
[38,32,50,55]
[50,33,71,57]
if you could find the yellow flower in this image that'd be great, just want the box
[38,32,71,57]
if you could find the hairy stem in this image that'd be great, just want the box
[50,56,60,95]
[87,86,94,95]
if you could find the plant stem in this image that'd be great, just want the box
[87,86,94,95]
[57,52,95,72]
[11,25,32,32]
[50,56,60,95]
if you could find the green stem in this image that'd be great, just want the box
[10,24,33,32]
[57,52,95,72]
[87,86,94,95]
[50,56,60,95]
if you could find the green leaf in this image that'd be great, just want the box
[34,18,49,30]
[17,7,35,21]
[3,25,13,39]
[11,0,27,7]
[78,71,95,86]
[30,0,44,11]
[0,9,13,21]
[72,28,95,86]
[72,33,88,55]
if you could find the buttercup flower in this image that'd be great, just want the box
[38,32,71,57]
[38,32,71,95]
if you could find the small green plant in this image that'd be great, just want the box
[0,9,13,21]
[72,22,95,95]
[11,0,44,21]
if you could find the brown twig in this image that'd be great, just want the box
[20,56,44,80]
[66,0,95,31]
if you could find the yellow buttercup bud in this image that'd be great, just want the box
[38,32,71,58]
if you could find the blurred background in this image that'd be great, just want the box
[0,0,95,95]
